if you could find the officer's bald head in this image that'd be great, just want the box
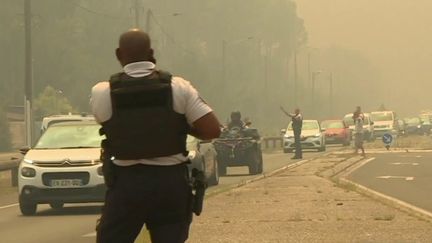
[115,29,156,66]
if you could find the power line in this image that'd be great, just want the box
[74,3,132,20]
[149,14,196,57]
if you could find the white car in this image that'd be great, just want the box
[343,113,375,141]
[370,111,397,138]
[40,113,95,134]
[187,136,219,186]
[18,121,105,215]
[282,120,326,153]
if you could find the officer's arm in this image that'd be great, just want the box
[190,112,221,140]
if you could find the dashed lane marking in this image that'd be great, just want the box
[82,232,96,238]
[376,176,415,181]
[391,162,419,166]
[0,203,18,210]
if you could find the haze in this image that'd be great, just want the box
[296,0,432,116]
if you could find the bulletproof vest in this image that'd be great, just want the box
[101,71,189,160]
[292,115,303,131]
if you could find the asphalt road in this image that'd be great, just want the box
[348,152,432,213]
[0,146,340,243]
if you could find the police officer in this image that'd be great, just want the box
[281,107,303,159]
[91,29,221,243]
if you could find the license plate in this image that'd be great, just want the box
[50,179,82,188]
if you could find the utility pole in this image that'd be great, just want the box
[24,0,33,146]
[222,40,226,84]
[329,72,334,117]
[134,0,142,28]
[145,8,152,33]
[293,50,298,107]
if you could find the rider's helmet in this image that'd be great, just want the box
[230,111,242,121]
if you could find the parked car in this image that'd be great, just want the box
[41,113,95,134]
[370,111,398,138]
[187,135,219,186]
[404,117,423,135]
[18,121,105,216]
[282,120,325,153]
[419,114,432,135]
[396,119,407,136]
[320,120,351,146]
[343,113,375,141]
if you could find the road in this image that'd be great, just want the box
[348,152,432,213]
[0,146,340,243]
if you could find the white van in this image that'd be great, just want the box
[370,111,397,138]
[343,113,375,141]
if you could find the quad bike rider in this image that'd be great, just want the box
[214,111,263,175]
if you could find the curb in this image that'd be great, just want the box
[333,156,432,222]
[206,149,344,198]
[206,158,312,198]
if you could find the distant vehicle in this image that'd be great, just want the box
[18,121,105,216]
[41,113,95,134]
[186,136,219,186]
[320,120,351,146]
[419,113,432,135]
[282,120,325,153]
[213,127,263,175]
[404,117,423,135]
[370,111,397,138]
[343,113,375,141]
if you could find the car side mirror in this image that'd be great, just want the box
[19,146,30,155]
[321,128,326,132]
[280,129,286,135]
[370,122,374,125]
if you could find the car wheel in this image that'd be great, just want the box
[208,157,219,186]
[19,198,37,216]
[49,202,64,210]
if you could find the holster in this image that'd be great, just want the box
[101,139,116,188]
[191,168,207,216]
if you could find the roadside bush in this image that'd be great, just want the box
[0,107,12,152]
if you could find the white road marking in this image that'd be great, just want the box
[82,232,96,237]
[391,162,419,166]
[416,155,423,158]
[0,203,18,210]
[376,176,415,181]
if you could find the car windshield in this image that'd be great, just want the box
[321,121,344,129]
[419,115,431,123]
[287,121,319,130]
[371,112,393,122]
[34,124,103,149]
[343,115,354,126]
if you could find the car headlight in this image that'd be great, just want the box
[314,133,321,137]
[21,167,36,177]
[22,159,33,164]
[417,125,422,128]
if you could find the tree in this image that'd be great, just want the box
[33,86,76,120]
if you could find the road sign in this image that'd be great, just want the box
[382,133,393,145]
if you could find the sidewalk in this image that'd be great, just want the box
[188,153,432,243]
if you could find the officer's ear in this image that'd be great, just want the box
[148,48,157,64]
[115,48,122,62]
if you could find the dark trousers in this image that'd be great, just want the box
[294,130,302,158]
[96,163,192,243]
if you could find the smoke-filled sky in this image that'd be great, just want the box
[296,0,432,116]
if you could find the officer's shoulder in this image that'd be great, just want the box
[171,76,196,91]
[92,81,109,91]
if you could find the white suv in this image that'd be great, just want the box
[18,121,105,215]
[282,120,326,152]
[343,113,375,141]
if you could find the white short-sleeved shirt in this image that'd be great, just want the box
[90,61,212,166]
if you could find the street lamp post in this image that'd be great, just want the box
[311,70,322,116]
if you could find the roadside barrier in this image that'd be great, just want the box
[262,136,283,149]
[0,153,21,187]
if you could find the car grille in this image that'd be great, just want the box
[42,172,90,186]
[34,160,99,167]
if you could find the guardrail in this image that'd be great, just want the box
[0,153,21,187]
[262,136,283,149]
